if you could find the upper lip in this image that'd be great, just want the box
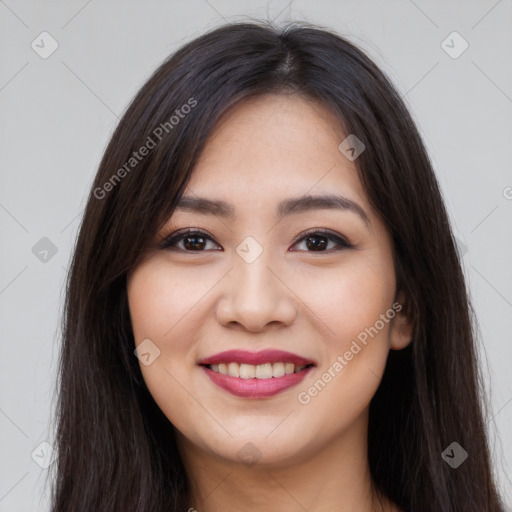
[198,349,316,367]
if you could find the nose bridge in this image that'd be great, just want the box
[215,242,297,331]
[235,247,275,298]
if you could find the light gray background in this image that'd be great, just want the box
[1,1,511,510]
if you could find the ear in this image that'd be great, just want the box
[389,290,414,350]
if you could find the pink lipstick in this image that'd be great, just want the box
[198,349,315,398]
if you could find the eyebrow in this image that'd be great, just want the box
[174,193,370,226]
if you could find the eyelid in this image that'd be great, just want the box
[160,227,353,252]
[290,227,352,249]
[159,228,222,250]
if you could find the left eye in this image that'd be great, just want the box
[291,231,351,252]
[160,229,351,253]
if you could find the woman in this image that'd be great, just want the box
[49,20,505,511]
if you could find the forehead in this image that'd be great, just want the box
[183,93,370,215]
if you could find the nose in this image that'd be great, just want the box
[215,251,298,333]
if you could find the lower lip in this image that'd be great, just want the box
[201,365,314,398]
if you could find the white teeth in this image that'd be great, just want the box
[239,363,255,379]
[227,362,239,377]
[208,361,310,378]
[272,362,285,378]
[255,363,273,379]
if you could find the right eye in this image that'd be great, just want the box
[160,229,222,252]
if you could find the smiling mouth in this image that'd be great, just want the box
[202,362,315,379]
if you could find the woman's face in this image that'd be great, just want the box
[127,93,412,468]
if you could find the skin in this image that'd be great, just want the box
[127,93,413,512]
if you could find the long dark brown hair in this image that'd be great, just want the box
[48,20,504,511]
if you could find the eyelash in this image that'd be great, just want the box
[159,228,353,253]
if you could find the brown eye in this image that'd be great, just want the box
[160,228,352,253]
[160,229,221,252]
[290,230,352,252]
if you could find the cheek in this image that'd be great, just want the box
[127,260,210,345]
[127,262,207,433]
[291,252,396,410]
[295,254,395,345]
[126,260,202,409]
